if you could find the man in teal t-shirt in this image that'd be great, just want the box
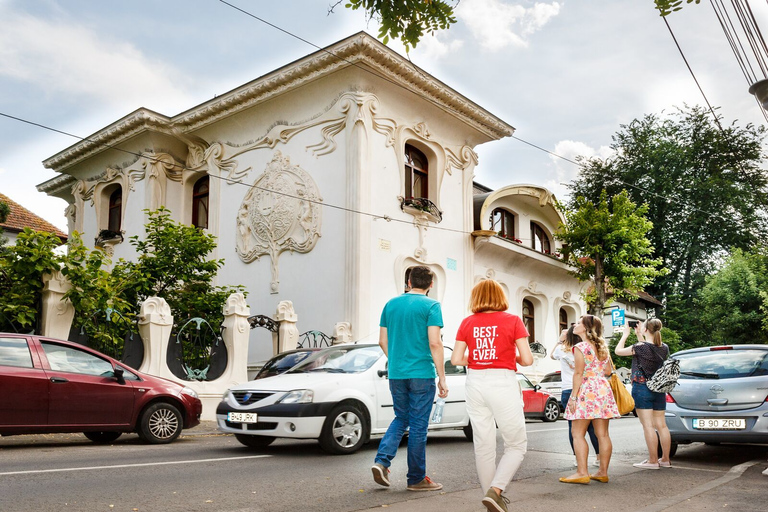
[371,266,448,492]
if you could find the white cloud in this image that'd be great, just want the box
[456,0,561,50]
[545,140,614,200]
[0,7,194,112]
[414,33,465,61]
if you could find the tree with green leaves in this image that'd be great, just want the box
[0,229,63,332]
[113,208,245,332]
[0,199,10,250]
[338,0,458,49]
[557,190,666,315]
[654,0,701,16]
[696,247,768,345]
[567,105,768,318]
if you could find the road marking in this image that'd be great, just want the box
[0,455,272,477]
[635,460,762,512]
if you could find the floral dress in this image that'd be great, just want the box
[564,341,620,420]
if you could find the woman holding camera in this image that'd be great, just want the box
[615,318,672,469]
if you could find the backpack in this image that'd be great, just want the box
[646,356,680,393]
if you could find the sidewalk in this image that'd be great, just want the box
[355,456,768,512]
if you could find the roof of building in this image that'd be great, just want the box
[0,192,67,242]
[40,31,515,176]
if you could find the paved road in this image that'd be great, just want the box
[1,417,766,511]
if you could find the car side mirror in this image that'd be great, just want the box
[114,367,126,385]
[377,369,388,378]
[533,384,541,391]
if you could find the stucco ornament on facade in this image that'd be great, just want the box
[236,151,322,293]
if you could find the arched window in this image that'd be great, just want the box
[559,308,568,333]
[404,144,428,199]
[192,176,209,229]
[531,222,551,254]
[491,208,515,240]
[522,299,535,343]
[108,188,122,232]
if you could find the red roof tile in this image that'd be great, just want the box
[0,192,68,242]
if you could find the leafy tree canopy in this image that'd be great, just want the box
[654,0,701,17]
[696,247,768,345]
[557,190,666,315]
[338,0,458,49]
[567,105,768,306]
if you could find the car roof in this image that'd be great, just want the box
[673,345,768,357]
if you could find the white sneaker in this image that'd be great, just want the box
[591,458,600,468]
[762,467,768,476]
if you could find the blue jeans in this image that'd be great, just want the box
[374,378,436,485]
[632,381,667,410]
[560,389,599,455]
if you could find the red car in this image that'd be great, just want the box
[517,373,561,422]
[0,333,202,444]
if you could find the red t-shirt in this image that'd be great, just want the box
[455,312,529,370]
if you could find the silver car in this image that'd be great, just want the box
[665,345,768,456]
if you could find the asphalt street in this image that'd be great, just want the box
[1,417,766,512]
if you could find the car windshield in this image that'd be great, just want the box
[678,349,768,380]
[257,351,315,379]
[540,373,560,383]
[289,345,383,374]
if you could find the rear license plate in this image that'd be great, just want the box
[228,412,258,423]
[692,418,745,430]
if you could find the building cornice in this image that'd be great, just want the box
[42,32,514,173]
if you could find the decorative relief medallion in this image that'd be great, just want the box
[236,151,322,293]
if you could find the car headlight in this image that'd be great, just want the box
[181,386,199,399]
[277,389,314,404]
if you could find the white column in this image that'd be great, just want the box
[40,270,75,340]
[275,300,299,354]
[137,297,176,381]
[219,293,251,385]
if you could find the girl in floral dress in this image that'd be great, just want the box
[560,315,620,484]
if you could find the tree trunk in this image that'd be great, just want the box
[590,256,606,316]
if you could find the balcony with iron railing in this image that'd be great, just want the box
[400,197,443,223]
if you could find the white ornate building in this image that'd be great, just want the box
[37,32,584,379]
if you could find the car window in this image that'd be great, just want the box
[678,349,768,379]
[257,351,314,379]
[539,373,561,383]
[0,337,34,368]
[116,364,140,381]
[42,342,115,377]
[516,374,535,389]
[293,345,382,374]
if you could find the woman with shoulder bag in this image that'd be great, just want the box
[560,315,620,484]
[615,318,672,469]
[551,326,600,467]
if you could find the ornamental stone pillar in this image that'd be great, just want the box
[137,297,175,381]
[219,293,251,385]
[40,270,75,340]
[333,322,353,344]
[275,300,299,354]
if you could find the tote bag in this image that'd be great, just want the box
[609,358,635,416]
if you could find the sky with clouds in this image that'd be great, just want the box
[1,0,767,231]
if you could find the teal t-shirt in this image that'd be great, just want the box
[379,293,444,379]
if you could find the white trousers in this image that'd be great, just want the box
[465,368,527,493]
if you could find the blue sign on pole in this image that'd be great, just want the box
[612,309,625,327]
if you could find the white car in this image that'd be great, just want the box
[216,343,472,454]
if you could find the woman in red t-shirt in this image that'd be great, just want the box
[452,280,533,512]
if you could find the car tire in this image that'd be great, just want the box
[318,403,368,455]
[235,434,275,449]
[463,423,474,442]
[656,435,678,459]
[632,408,638,417]
[84,431,122,443]
[137,402,182,444]
[542,399,560,422]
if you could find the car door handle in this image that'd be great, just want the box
[50,377,69,383]
[707,398,728,405]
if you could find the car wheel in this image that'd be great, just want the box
[137,402,182,444]
[632,408,638,417]
[669,442,678,458]
[542,399,560,422]
[463,423,474,442]
[84,431,122,443]
[656,435,678,459]
[235,434,275,449]
[318,403,368,455]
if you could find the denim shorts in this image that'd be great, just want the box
[632,381,666,411]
